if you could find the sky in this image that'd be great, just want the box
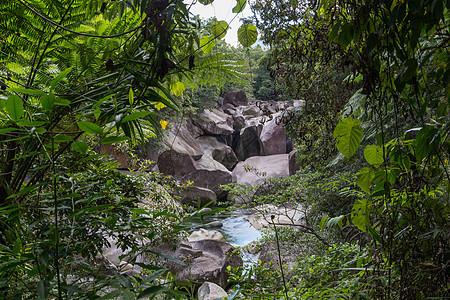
[184,0,254,47]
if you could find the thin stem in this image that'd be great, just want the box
[271,215,289,300]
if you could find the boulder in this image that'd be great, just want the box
[242,104,262,117]
[185,120,204,139]
[197,136,238,170]
[172,239,243,287]
[221,103,236,115]
[233,120,263,161]
[245,203,306,231]
[198,282,228,300]
[194,109,234,136]
[188,229,224,242]
[163,124,204,160]
[157,150,199,177]
[204,221,224,228]
[231,154,290,186]
[260,117,287,156]
[288,150,300,175]
[223,90,248,107]
[180,186,217,207]
[232,114,246,132]
[182,169,232,199]
[197,154,230,173]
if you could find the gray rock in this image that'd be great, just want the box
[198,282,228,300]
[233,122,263,161]
[260,117,287,156]
[163,124,204,160]
[157,150,199,177]
[198,207,212,214]
[176,239,242,287]
[180,186,217,207]
[188,229,224,242]
[197,136,238,171]
[194,109,234,136]
[182,169,232,200]
[231,154,290,186]
[204,221,223,228]
[223,90,248,107]
[242,104,262,117]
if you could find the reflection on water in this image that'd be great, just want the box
[180,210,262,266]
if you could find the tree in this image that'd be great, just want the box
[252,0,449,297]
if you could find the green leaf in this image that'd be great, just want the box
[170,82,185,97]
[351,198,371,232]
[198,0,214,4]
[12,238,22,256]
[415,126,440,162]
[364,145,384,167]
[17,120,46,127]
[333,117,363,158]
[50,67,73,91]
[100,136,131,144]
[200,36,215,55]
[54,98,71,106]
[77,121,103,135]
[7,87,46,95]
[41,93,55,111]
[233,0,246,13]
[138,286,165,299]
[356,167,376,193]
[71,142,88,154]
[238,24,258,47]
[211,20,229,40]
[54,135,74,142]
[38,279,50,299]
[122,111,151,123]
[7,95,24,121]
[129,88,134,106]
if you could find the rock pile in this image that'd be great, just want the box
[137,91,302,203]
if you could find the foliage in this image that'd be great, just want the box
[0,0,261,297]
[252,0,450,297]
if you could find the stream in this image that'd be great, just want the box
[180,210,263,267]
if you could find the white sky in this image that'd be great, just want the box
[184,0,254,46]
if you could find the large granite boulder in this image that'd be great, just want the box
[180,186,217,207]
[260,117,287,156]
[163,124,204,160]
[245,203,306,231]
[233,119,263,161]
[231,154,290,186]
[194,109,234,136]
[168,240,243,287]
[188,229,224,242]
[158,150,199,177]
[182,169,232,200]
[197,136,238,170]
[223,90,248,107]
[242,104,262,118]
[198,282,228,300]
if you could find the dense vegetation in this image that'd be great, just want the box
[0,0,448,299]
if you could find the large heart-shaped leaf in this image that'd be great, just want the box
[211,21,229,40]
[200,36,215,55]
[238,23,258,47]
[364,145,384,167]
[356,167,376,193]
[233,0,246,13]
[333,117,363,158]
